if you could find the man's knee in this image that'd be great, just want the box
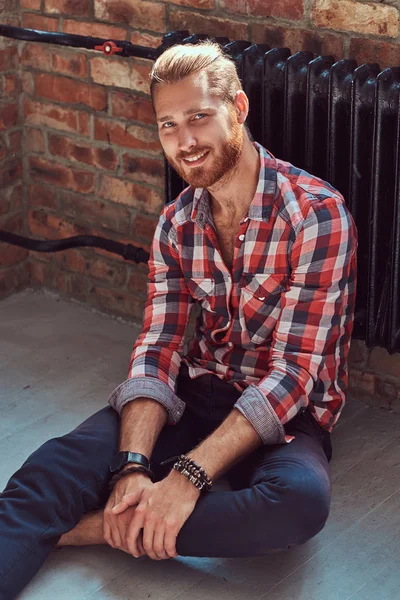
[282,464,330,542]
[255,464,331,550]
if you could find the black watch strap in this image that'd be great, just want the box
[109,451,150,473]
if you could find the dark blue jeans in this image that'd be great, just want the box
[0,363,332,599]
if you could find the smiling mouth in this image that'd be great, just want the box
[181,150,209,167]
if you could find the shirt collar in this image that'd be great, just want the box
[190,142,278,227]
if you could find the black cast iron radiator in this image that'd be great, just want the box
[0,25,399,352]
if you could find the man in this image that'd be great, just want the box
[0,42,357,598]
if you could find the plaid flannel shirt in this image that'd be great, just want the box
[109,143,357,444]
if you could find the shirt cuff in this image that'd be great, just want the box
[234,384,287,444]
[108,377,186,425]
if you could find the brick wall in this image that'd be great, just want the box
[2,0,400,407]
[0,1,29,299]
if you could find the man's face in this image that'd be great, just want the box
[153,72,244,188]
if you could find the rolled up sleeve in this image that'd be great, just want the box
[108,208,194,424]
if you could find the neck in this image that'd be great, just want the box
[208,136,260,219]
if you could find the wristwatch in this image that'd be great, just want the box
[109,451,150,474]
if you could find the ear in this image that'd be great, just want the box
[234,90,249,124]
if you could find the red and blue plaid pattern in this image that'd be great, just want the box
[109,144,357,444]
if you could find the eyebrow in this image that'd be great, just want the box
[158,107,212,123]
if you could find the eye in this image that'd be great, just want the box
[162,121,175,129]
[193,113,207,120]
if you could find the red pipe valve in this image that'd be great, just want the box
[94,41,123,56]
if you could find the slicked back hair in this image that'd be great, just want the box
[149,41,242,106]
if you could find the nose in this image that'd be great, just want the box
[177,127,196,154]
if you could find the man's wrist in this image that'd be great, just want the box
[120,462,146,472]
[167,467,202,498]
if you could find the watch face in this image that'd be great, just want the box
[110,451,149,473]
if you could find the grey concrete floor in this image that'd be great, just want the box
[1,289,400,600]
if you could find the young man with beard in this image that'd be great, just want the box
[0,42,357,598]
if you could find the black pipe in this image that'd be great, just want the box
[0,24,159,59]
[0,231,150,264]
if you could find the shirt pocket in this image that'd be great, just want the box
[239,273,288,345]
[185,277,216,314]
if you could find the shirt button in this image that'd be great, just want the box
[226,320,231,327]
[244,217,249,222]
[228,342,233,347]
[239,234,245,241]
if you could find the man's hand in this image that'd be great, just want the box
[112,470,201,560]
[103,472,153,554]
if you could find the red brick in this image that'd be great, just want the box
[111,91,155,125]
[169,9,248,40]
[51,52,88,78]
[4,74,19,95]
[56,270,90,299]
[29,156,95,194]
[0,103,18,130]
[0,183,23,214]
[130,31,163,49]
[22,13,59,31]
[21,43,52,70]
[376,376,398,409]
[122,154,164,187]
[0,136,6,162]
[167,0,214,7]
[131,213,158,245]
[0,0,18,12]
[48,133,118,171]
[28,208,89,239]
[0,262,30,299]
[0,47,18,71]
[284,29,343,59]
[127,264,150,289]
[0,15,19,28]
[313,0,398,38]
[44,0,91,17]
[348,369,376,395]
[0,241,29,267]
[94,0,166,33]
[55,248,127,285]
[26,128,46,153]
[21,71,35,95]
[8,130,22,153]
[0,211,24,234]
[30,259,55,287]
[92,285,145,320]
[349,38,400,70]
[98,175,163,215]
[221,0,303,19]
[35,73,107,111]
[94,117,161,154]
[368,347,400,379]
[251,24,344,59]
[90,56,151,94]
[29,183,58,209]
[0,157,22,189]
[60,190,132,234]
[63,19,128,40]
[20,0,42,9]
[24,98,90,136]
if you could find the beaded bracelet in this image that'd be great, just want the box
[160,454,213,492]
[108,465,154,491]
